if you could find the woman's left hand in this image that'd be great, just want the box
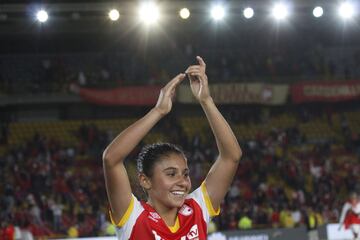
[186,56,211,103]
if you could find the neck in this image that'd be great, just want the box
[147,199,178,227]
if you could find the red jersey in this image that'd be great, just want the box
[339,200,360,229]
[110,182,219,240]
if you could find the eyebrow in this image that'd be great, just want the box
[163,167,189,172]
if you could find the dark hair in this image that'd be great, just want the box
[137,142,185,177]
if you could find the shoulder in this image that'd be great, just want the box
[112,195,146,240]
[187,182,220,221]
[343,202,352,210]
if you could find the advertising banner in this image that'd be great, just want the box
[56,227,307,240]
[208,227,307,240]
[74,85,162,106]
[178,84,289,105]
[291,80,360,103]
[322,223,354,240]
[74,82,291,106]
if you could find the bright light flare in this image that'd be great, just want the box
[313,6,324,18]
[211,5,225,21]
[272,3,289,20]
[179,8,190,19]
[139,2,160,24]
[338,2,355,19]
[36,10,48,23]
[108,9,120,21]
[243,7,254,19]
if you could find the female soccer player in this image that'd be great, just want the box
[339,192,360,240]
[103,56,242,240]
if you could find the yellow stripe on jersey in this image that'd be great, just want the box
[109,196,135,227]
[168,216,180,233]
[201,182,220,217]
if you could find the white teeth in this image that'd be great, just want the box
[172,191,185,195]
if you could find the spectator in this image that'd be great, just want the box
[238,211,253,230]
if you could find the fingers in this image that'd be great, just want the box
[186,56,206,69]
[187,72,208,86]
[187,72,203,79]
[185,56,206,75]
[185,66,201,73]
[186,69,207,80]
[164,73,186,91]
[196,56,206,68]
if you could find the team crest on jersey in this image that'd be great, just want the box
[179,204,193,216]
[148,212,161,222]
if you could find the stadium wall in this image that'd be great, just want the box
[52,224,357,240]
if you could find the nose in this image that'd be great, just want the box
[177,175,190,189]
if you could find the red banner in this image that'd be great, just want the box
[291,80,360,103]
[76,85,162,106]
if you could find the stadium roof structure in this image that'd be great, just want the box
[0,0,359,53]
[0,0,344,25]
[0,0,355,33]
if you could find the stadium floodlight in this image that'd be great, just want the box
[313,6,324,18]
[243,7,254,19]
[139,2,160,24]
[108,9,120,21]
[272,3,289,20]
[211,5,225,21]
[338,2,355,20]
[36,9,48,23]
[179,8,190,19]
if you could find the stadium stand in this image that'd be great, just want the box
[1,105,360,237]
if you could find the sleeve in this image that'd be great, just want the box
[354,202,360,215]
[109,194,144,240]
[339,202,351,224]
[188,182,220,224]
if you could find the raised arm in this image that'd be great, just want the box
[102,73,185,223]
[338,202,350,229]
[186,56,242,211]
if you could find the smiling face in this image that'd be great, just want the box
[143,152,191,213]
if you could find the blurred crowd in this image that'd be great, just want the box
[1,105,360,239]
[0,127,110,239]
[1,43,360,95]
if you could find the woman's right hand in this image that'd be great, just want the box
[154,73,186,116]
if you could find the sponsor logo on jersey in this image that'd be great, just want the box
[187,224,199,240]
[179,204,193,216]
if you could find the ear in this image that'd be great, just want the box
[139,173,152,190]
